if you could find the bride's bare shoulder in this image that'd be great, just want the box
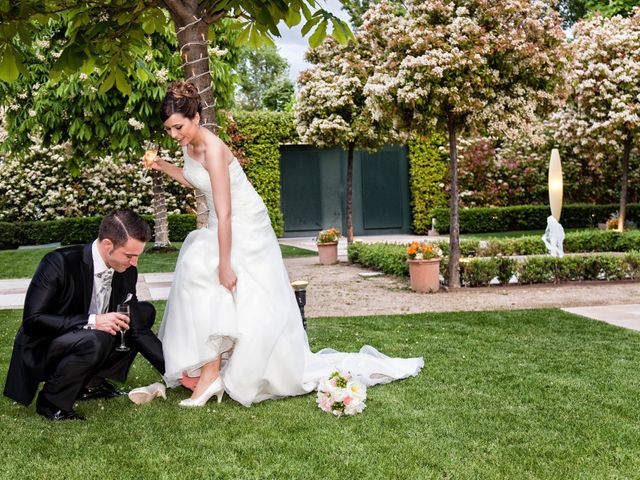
[201,130,234,163]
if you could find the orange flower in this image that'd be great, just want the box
[407,240,443,260]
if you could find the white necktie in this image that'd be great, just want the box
[96,269,114,314]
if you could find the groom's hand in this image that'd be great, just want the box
[96,312,130,335]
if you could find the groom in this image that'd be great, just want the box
[3,210,164,421]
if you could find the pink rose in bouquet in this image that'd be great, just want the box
[316,371,367,417]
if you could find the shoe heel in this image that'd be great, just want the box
[179,377,224,407]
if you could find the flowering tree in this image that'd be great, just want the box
[1,1,352,129]
[0,21,226,249]
[0,108,6,146]
[0,21,234,166]
[552,10,640,231]
[362,0,568,288]
[295,37,395,243]
[1,1,353,229]
[0,144,191,222]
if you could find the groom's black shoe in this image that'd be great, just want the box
[36,396,86,421]
[77,380,124,401]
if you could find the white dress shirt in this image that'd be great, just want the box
[86,240,114,329]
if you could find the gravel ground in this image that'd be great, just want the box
[285,256,640,318]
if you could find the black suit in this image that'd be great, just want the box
[3,244,164,411]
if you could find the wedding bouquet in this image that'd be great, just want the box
[316,371,367,416]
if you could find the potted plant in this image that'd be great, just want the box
[317,228,341,265]
[406,241,443,293]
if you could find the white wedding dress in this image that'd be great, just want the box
[158,150,424,406]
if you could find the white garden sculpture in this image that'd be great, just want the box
[542,215,565,257]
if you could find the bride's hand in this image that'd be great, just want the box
[147,157,167,172]
[142,151,168,172]
[219,264,237,292]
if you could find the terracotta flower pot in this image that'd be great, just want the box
[317,242,338,265]
[408,258,441,293]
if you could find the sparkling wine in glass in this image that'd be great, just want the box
[115,303,131,352]
[142,142,159,179]
[143,142,159,166]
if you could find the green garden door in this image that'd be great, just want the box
[279,145,411,236]
[355,145,411,234]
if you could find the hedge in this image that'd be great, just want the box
[438,229,640,257]
[0,111,297,239]
[232,111,298,237]
[0,214,197,249]
[429,203,640,234]
[407,134,449,234]
[347,241,640,287]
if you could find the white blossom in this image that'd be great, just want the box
[155,68,169,83]
[128,118,145,130]
[361,0,567,138]
[208,47,228,57]
[0,142,191,222]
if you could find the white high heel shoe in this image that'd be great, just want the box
[179,377,224,407]
[127,382,166,405]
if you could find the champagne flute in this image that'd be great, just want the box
[115,303,131,352]
[142,142,159,179]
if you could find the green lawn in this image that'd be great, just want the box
[1,306,639,479]
[0,243,316,279]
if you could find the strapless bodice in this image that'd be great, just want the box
[182,149,267,227]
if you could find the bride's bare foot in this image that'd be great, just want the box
[179,375,199,392]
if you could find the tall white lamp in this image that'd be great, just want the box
[548,148,563,221]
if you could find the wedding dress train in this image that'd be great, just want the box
[158,150,423,407]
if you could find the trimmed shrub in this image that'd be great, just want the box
[347,241,408,277]
[494,257,518,285]
[347,242,640,287]
[407,134,449,234]
[0,214,197,249]
[622,251,640,280]
[415,229,640,260]
[429,203,640,234]
[0,111,297,238]
[232,111,298,237]
[460,258,497,287]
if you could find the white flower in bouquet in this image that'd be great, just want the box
[346,380,367,402]
[344,398,366,416]
[316,371,367,417]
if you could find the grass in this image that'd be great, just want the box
[1,306,640,478]
[0,243,316,279]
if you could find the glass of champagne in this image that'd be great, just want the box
[115,303,130,352]
[143,142,159,165]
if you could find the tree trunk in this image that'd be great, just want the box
[166,2,222,228]
[346,142,355,244]
[150,170,171,248]
[446,111,461,289]
[618,134,632,233]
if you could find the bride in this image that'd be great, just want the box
[152,81,423,407]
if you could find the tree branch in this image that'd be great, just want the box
[160,0,192,23]
[202,8,227,24]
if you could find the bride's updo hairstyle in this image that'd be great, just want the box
[160,81,202,122]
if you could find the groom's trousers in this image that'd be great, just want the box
[37,301,162,412]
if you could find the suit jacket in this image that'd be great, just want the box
[3,243,143,405]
